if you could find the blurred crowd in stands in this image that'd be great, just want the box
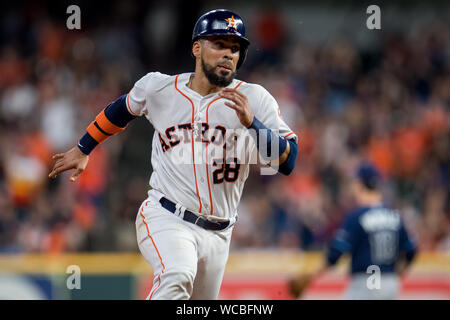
[0,2,449,254]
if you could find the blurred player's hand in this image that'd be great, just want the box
[48,147,89,181]
[288,273,314,299]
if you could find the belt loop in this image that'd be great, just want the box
[175,203,184,219]
[228,216,236,227]
[194,215,203,225]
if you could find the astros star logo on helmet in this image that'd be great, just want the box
[225,16,237,30]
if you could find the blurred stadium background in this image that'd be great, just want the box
[0,0,449,299]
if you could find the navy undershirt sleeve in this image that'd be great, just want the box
[278,139,298,175]
[78,94,136,155]
[248,116,297,175]
[104,94,136,127]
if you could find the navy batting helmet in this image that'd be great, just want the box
[192,9,250,69]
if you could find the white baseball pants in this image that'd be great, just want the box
[135,190,233,300]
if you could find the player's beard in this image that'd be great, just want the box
[201,58,236,87]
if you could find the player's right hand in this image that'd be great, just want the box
[287,273,314,299]
[48,147,89,182]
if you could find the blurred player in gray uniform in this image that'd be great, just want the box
[289,162,417,300]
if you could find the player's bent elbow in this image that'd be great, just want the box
[278,140,298,176]
[405,247,418,263]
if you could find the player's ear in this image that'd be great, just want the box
[192,40,201,58]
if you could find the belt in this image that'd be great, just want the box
[159,197,230,231]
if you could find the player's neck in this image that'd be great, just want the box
[357,192,383,207]
[188,72,222,96]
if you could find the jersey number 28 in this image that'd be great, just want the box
[212,157,240,184]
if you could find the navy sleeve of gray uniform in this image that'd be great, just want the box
[398,221,417,263]
[327,213,361,265]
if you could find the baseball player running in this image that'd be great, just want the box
[48,9,298,300]
[289,163,417,300]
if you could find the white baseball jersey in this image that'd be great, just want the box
[126,72,297,220]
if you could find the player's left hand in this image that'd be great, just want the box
[219,88,254,128]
